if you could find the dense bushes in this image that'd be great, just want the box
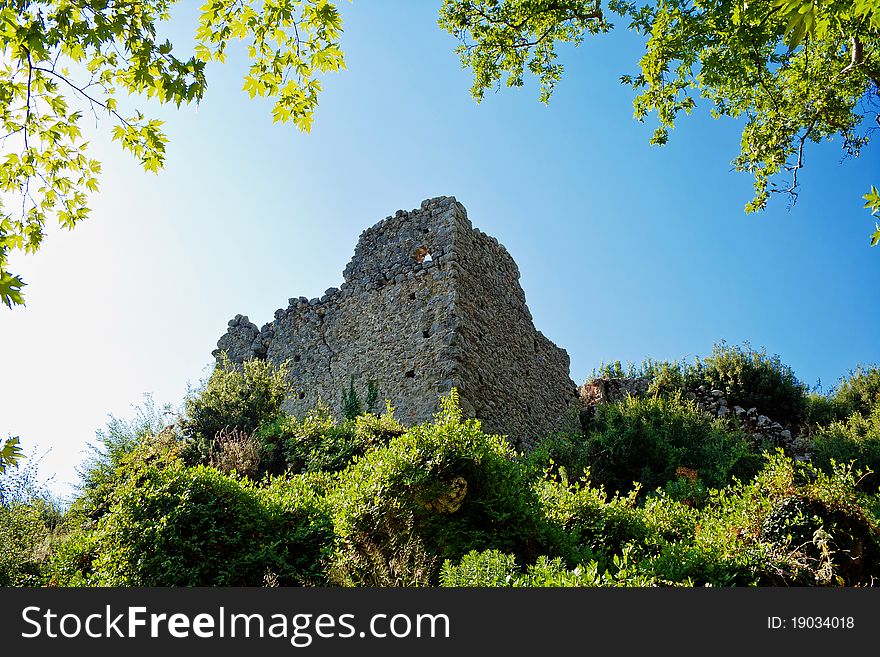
[60,444,333,586]
[79,394,173,496]
[0,500,58,586]
[803,393,851,428]
[689,343,808,426]
[0,449,63,586]
[596,342,810,426]
[810,404,880,492]
[442,455,880,587]
[258,401,406,476]
[833,365,880,419]
[181,355,290,468]
[527,392,765,500]
[179,358,406,479]
[6,345,880,589]
[538,476,649,565]
[440,549,667,587]
[328,391,552,585]
[577,394,761,495]
[758,458,880,585]
[76,396,176,519]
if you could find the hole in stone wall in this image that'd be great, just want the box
[294,354,301,362]
[404,369,415,378]
[409,292,416,300]
[298,392,305,400]
[414,245,432,263]
[422,330,430,339]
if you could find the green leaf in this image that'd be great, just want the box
[864,186,880,215]
[0,436,24,473]
[0,271,26,308]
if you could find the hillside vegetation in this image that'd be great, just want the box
[3,343,880,587]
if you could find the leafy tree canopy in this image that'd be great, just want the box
[0,0,344,307]
[439,0,880,243]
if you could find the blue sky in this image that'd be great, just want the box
[2,1,878,498]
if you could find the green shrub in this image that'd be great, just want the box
[287,423,363,475]
[181,356,290,468]
[538,472,727,579]
[810,405,880,492]
[500,456,880,587]
[665,474,715,508]
[340,376,380,420]
[803,392,851,429]
[581,394,760,495]
[641,539,760,586]
[258,401,406,475]
[0,450,66,587]
[330,390,551,585]
[512,555,606,586]
[440,549,675,587]
[522,431,593,483]
[760,494,879,585]
[756,459,880,585]
[351,402,407,444]
[645,360,689,397]
[516,551,674,587]
[329,509,439,587]
[591,360,635,379]
[80,429,183,519]
[439,549,518,587]
[535,452,880,587]
[833,365,880,419]
[538,477,647,565]
[864,493,880,526]
[656,455,880,586]
[86,461,332,586]
[689,342,808,425]
[46,517,102,587]
[0,499,58,586]
[78,394,174,497]
[592,343,809,426]
[258,403,352,475]
[341,375,363,421]
[631,484,770,586]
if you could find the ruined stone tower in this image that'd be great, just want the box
[213,196,578,445]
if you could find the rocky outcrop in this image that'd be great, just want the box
[578,377,650,406]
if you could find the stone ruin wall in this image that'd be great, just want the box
[452,216,579,445]
[214,196,579,446]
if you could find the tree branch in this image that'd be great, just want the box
[32,65,131,128]
[839,36,863,77]
[23,47,32,152]
[785,113,821,199]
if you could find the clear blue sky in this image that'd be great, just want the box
[2,1,878,498]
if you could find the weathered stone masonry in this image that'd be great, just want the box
[214,196,579,445]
